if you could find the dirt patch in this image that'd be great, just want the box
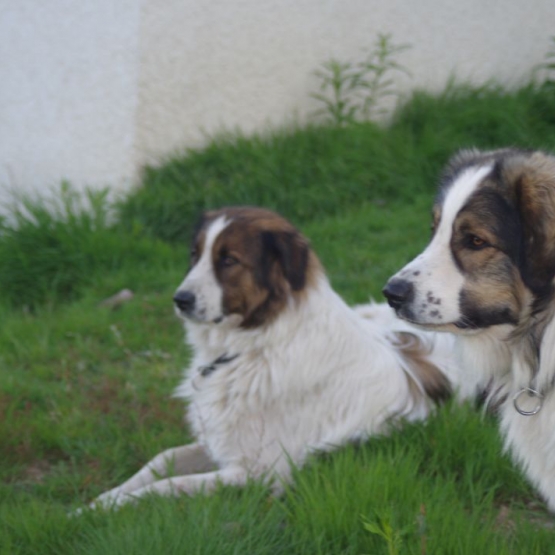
[23,460,51,484]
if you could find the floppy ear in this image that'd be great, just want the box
[510,152,555,293]
[260,230,309,291]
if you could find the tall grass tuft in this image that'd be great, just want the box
[0,183,174,309]
[116,123,397,243]
[391,80,555,155]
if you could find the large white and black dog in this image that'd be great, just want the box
[90,206,459,508]
[384,148,555,511]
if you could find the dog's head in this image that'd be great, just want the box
[173,206,317,328]
[383,148,555,334]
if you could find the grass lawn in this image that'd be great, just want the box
[2,82,555,553]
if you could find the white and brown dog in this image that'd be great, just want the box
[384,148,555,511]
[90,206,459,508]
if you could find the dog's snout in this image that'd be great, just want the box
[382,279,414,310]
[173,290,196,312]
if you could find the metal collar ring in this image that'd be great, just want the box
[513,387,544,416]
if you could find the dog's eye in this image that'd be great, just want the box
[221,255,239,267]
[467,235,488,250]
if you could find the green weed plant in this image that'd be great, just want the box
[311,33,411,125]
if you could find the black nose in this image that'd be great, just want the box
[382,278,414,310]
[173,290,196,312]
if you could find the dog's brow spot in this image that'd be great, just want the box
[413,271,420,276]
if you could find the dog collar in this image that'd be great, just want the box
[197,353,240,378]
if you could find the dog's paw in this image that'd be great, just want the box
[68,488,136,517]
[90,487,137,510]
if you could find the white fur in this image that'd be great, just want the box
[89,260,461,509]
[455,325,555,512]
[176,216,230,323]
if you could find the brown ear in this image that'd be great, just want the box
[510,152,555,293]
[260,230,309,291]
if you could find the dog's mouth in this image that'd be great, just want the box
[174,305,226,325]
[384,279,481,333]
[397,316,454,332]
[180,313,225,325]
[174,306,196,321]
[394,310,480,334]
[453,319,480,330]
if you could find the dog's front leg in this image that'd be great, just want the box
[91,442,216,509]
[102,466,248,508]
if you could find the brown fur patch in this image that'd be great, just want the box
[392,331,452,403]
[507,152,555,292]
[452,196,526,325]
[196,206,321,328]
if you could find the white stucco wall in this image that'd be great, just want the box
[1,0,555,206]
[0,0,142,205]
